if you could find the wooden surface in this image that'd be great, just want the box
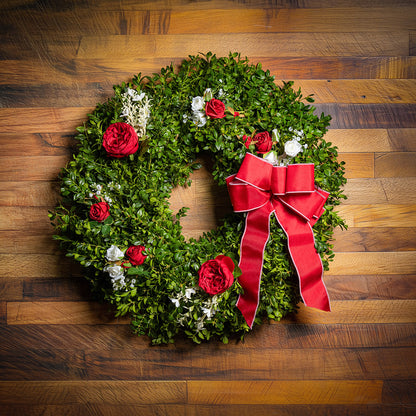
[1,1,416,415]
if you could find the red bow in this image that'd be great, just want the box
[226,153,331,328]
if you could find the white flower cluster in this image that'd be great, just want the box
[103,245,135,291]
[170,288,220,331]
[89,182,121,205]
[184,88,214,127]
[120,88,151,137]
[264,127,308,166]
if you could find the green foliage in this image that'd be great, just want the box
[49,52,347,344]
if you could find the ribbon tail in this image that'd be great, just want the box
[237,202,274,328]
[272,200,331,312]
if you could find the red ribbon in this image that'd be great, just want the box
[226,153,331,328]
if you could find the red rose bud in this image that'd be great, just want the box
[103,122,139,158]
[198,255,235,296]
[253,131,272,154]
[205,98,226,119]
[89,201,110,222]
[126,245,147,266]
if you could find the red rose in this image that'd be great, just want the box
[102,122,139,158]
[89,201,110,222]
[253,131,272,154]
[198,255,235,296]
[205,98,226,119]
[126,245,147,266]
[244,131,272,154]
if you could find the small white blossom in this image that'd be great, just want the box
[170,298,180,308]
[284,139,304,157]
[217,88,224,98]
[201,306,214,319]
[203,88,213,101]
[272,128,280,143]
[185,288,196,299]
[106,245,125,262]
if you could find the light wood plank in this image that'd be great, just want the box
[75,33,410,59]
[341,153,374,178]
[282,300,416,324]
[294,80,416,104]
[0,108,90,133]
[328,252,416,275]
[0,381,186,405]
[337,204,416,227]
[342,178,416,205]
[2,8,416,36]
[187,380,382,405]
[7,300,416,325]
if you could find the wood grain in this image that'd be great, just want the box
[1,1,415,414]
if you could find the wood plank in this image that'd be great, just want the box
[0,108,90,133]
[0,156,70,181]
[187,380,382,404]
[293,80,416,104]
[4,0,410,11]
[0,231,64,254]
[6,301,124,325]
[0,182,60,206]
[342,178,416,205]
[2,8,416,36]
[0,254,81,278]
[383,380,416,404]
[2,57,416,88]
[1,322,416,351]
[188,404,416,416]
[0,207,58,233]
[332,228,416,252]
[341,153,374,178]
[6,300,416,325]
[75,33,410,59]
[282,300,416,324]
[0,133,76,156]
[324,129,416,152]
[325,275,416,300]
[0,381,186,405]
[1,344,415,381]
[328,252,416,275]
[0,404,187,416]
[316,104,416,129]
[375,152,416,177]
[337,204,416,227]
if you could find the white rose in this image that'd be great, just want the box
[104,264,124,279]
[284,139,304,157]
[105,245,125,262]
[191,96,205,112]
[203,88,213,101]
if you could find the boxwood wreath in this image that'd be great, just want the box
[49,52,347,345]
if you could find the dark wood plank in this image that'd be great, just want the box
[315,104,416,129]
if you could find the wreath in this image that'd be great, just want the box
[49,53,347,344]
